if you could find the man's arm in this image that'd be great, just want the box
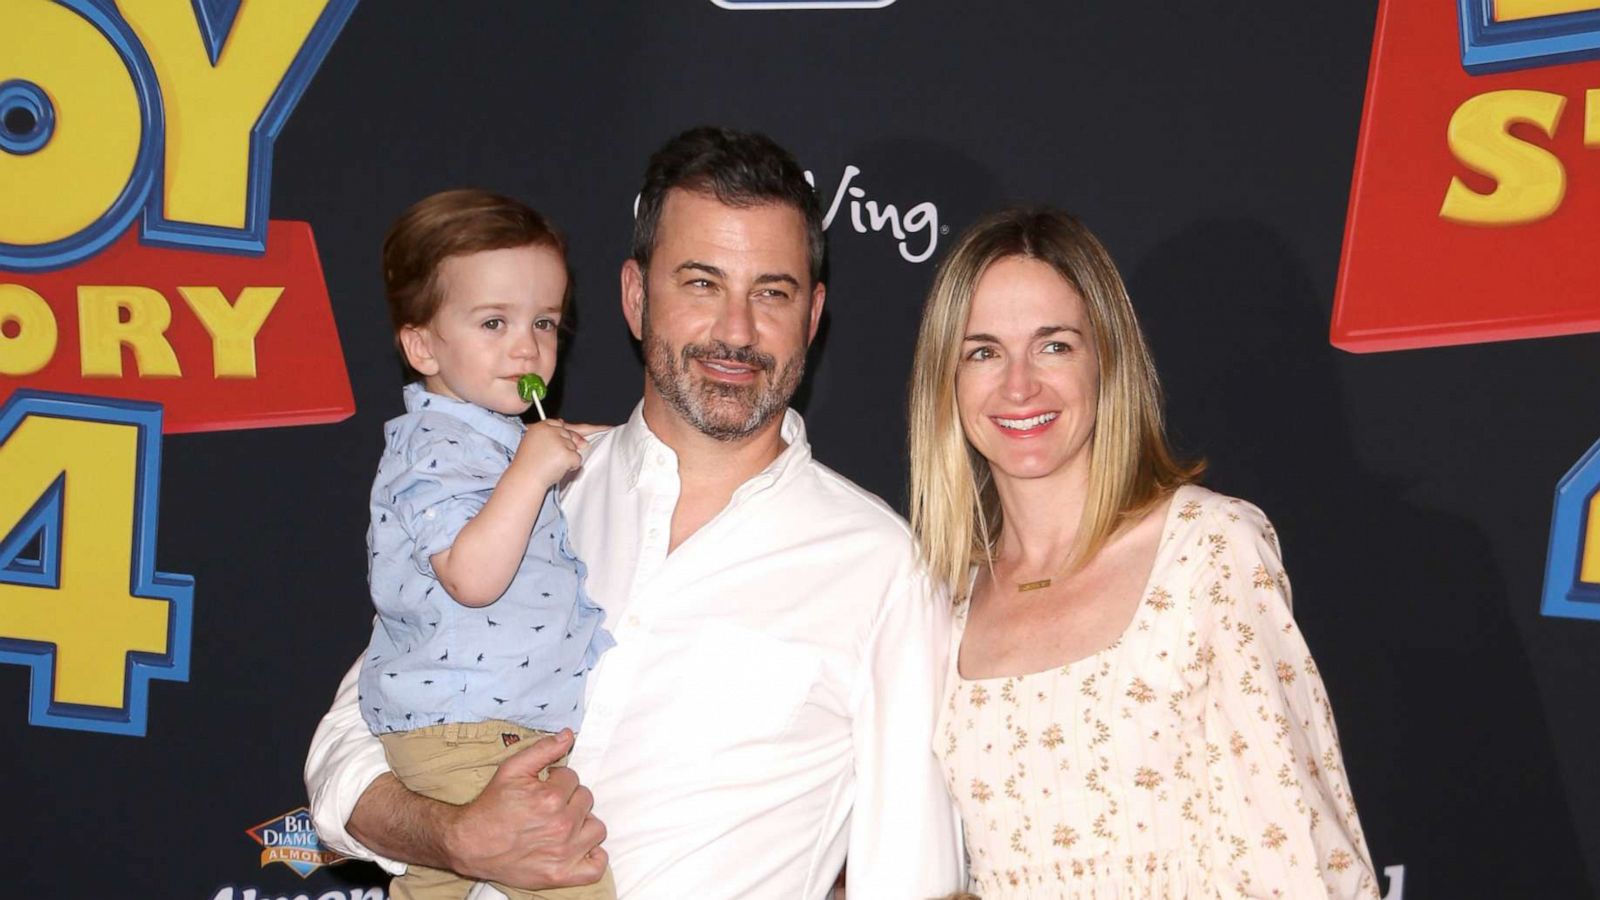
[305,657,609,889]
[845,564,965,898]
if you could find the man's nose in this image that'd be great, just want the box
[712,296,756,347]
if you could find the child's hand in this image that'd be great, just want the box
[511,419,589,489]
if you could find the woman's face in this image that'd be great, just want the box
[955,255,1100,487]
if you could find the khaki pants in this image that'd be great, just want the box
[380,720,616,900]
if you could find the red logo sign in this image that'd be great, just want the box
[1333,0,1600,351]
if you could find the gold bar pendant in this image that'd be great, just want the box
[1017,578,1053,592]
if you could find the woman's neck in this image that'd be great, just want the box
[990,463,1090,571]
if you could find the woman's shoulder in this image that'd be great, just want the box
[1167,483,1276,547]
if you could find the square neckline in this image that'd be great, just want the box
[953,483,1194,683]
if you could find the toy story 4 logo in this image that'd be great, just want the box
[1331,0,1600,622]
[0,0,358,735]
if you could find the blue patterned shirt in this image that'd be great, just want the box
[358,384,614,734]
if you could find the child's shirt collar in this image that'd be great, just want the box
[401,382,525,451]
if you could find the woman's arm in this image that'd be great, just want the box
[1195,500,1379,899]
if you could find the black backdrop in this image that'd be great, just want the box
[4,2,1598,898]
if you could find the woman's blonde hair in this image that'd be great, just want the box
[907,209,1201,598]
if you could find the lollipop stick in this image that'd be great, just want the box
[531,395,546,421]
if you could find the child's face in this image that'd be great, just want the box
[400,244,567,416]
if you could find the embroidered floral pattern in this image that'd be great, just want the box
[936,486,1379,899]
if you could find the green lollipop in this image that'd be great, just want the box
[518,373,548,419]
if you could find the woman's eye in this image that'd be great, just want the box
[482,318,504,331]
[1042,340,1069,354]
[965,346,997,361]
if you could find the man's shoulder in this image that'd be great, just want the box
[789,457,915,543]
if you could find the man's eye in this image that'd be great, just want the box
[482,318,504,331]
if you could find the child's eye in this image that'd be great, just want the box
[482,317,504,331]
[533,317,558,332]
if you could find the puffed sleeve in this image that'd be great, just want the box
[383,430,507,576]
[1194,500,1379,899]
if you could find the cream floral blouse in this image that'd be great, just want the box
[937,485,1378,899]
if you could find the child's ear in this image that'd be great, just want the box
[399,325,440,376]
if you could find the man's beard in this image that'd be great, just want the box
[641,295,805,442]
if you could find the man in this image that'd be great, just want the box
[306,127,961,899]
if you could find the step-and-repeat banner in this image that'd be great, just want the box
[3,1,1598,897]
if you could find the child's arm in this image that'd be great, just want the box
[429,419,587,607]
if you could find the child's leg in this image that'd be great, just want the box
[380,722,545,900]
[379,722,614,900]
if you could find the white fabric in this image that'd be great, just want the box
[307,403,962,900]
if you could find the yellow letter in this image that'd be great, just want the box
[1583,489,1600,586]
[1440,90,1567,226]
[1586,89,1600,147]
[0,415,170,708]
[177,286,282,378]
[0,0,144,246]
[0,285,59,376]
[118,0,329,230]
[77,286,182,378]
[1493,0,1600,22]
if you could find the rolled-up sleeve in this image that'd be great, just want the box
[385,434,503,577]
[305,655,406,874]
[846,562,964,898]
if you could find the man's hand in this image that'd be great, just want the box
[443,729,609,889]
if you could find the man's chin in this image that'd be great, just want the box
[691,404,762,439]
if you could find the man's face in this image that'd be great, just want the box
[623,189,825,441]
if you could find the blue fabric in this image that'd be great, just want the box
[359,384,614,734]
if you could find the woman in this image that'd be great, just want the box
[908,210,1378,898]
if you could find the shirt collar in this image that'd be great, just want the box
[614,401,812,497]
[403,382,525,450]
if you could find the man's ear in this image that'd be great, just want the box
[398,325,440,376]
[621,259,646,340]
[806,281,827,343]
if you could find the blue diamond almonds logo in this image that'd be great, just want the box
[244,807,351,878]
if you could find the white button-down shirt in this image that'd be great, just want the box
[307,404,962,899]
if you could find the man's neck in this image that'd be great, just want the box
[639,390,790,552]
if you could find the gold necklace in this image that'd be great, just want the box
[1009,555,1070,592]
